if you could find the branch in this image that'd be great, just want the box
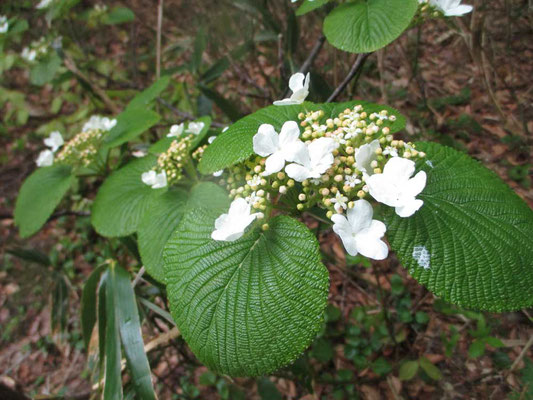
[63,57,121,115]
[156,0,164,80]
[327,53,371,103]
[0,210,90,221]
[156,98,226,128]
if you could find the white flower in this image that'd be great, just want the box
[213,170,224,177]
[366,157,427,218]
[21,47,37,62]
[167,123,184,138]
[186,122,205,135]
[331,192,348,213]
[355,139,380,176]
[132,150,147,158]
[43,131,63,152]
[141,170,167,189]
[82,115,117,132]
[253,121,307,176]
[331,199,388,260]
[246,191,261,205]
[345,175,362,188]
[211,198,261,242]
[247,175,262,187]
[36,150,54,167]
[208,136,217,144]
[0,16,8,34]
[383,146,398,157]
[36,0,54,9]
[428,0,473,16]
[285,137,337,182]
[273,72,310,106]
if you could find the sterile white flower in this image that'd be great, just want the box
[355,139,380,176]
[21,47,37,62]
[141,170,167,189]
[331,192,348,213]
[366,157,427,218]
[44,131,64,152]
[285,137,337,182]
[167,123,184,138]
[36,149,54,167]
[331,199,389,260]
[426,0,473,16]
[36,0,54,9]
[253,121,307,176]
[0,16,8,34]
[211,197,261,242]
[273,72,310,106]
[82,115,117,132]
[186,122,205,135]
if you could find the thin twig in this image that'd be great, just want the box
[63,57,120,115]
[507,335,533,376]
[0,210,90,221]
[156,98,226,128]
[132,266,145,288]
[327,53,371,103]
[156,0,164,80]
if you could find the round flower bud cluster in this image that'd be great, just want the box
[55,128,105,168]
[21,37,49,63]
[205,105,425,219]
[153,135,194,186]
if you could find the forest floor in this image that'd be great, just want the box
[1,0,532,399]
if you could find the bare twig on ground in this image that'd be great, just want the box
[507,334,533,376]
[327,53,371,103]
[132,266,145,288]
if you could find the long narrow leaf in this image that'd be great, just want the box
[81,264,108,349]
[111,265,157,400]
[104,266,123,400]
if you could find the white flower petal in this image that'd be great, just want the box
[264,151,286,175]
[288,72,306,92]
[44,131,64,152]
[347,200,373,233]
[355,139,380,174]
[273,98,300,106]
[36,149,54,167]
[253,124,279,157]
[141,171,157,186]
[395,199,424,218]
[278,121,301,146]
[285,163,312,182]
[211,198,258,242]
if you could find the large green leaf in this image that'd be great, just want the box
[386,142,533,311]
[126,75,171,111]
[110,265,157,400]
[296,0,329,16]
[15,165,74,238]
[323,0,419,53]
[138,182,229,283]
[198,101,405,174]
[92,156,164,237]
[81,264,107,349]
[104,269,123,400]
[103,108,161,149]
[164,211,329,376]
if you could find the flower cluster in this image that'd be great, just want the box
[204,102,427,258]
[21,37,49,63]
[36,115,116,168]
[0,16,8,34]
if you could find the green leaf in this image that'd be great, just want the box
[386,142,533,311]
[104,6,135,25]
[198,84,243,122]
[164,211,329,376]
[6,247,50,266]
[198,101,405,174]
[138,182,229,283]
[399,360,419,381]
[419,357,442,381]
[126,76,171,111]
[484,336,504,348]
[468,340,485,359]
[15,165,74,238]
[109,265,157,400]
[104,269,123,400]
[296,0,329,16]
[103,108,161,149]
[191,27,207,73]
[323,0,419,53]
[81,264,107,349]
[257,377,282,400]
[30,52,62,86]
[92,156,164,237]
